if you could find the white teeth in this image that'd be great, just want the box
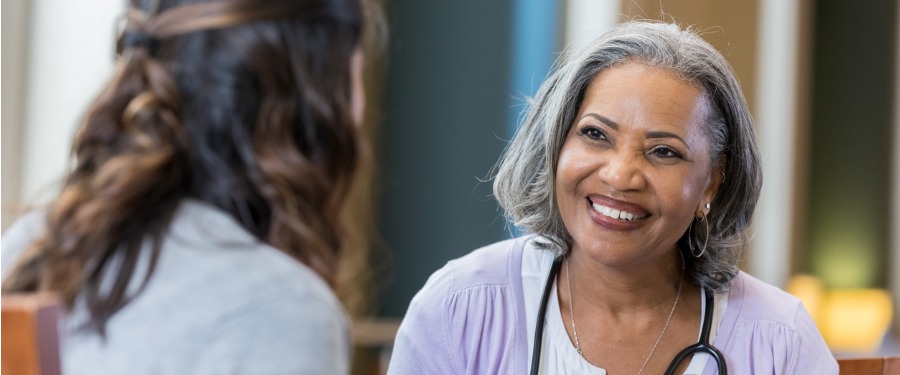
[591,202,645,221]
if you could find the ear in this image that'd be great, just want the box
[697,157,726,218]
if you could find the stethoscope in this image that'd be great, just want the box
[529,257,727,375]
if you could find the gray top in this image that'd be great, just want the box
[1,199,350,374]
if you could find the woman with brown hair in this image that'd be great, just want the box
[2,0,370,373]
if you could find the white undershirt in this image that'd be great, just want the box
[521,240,728,375]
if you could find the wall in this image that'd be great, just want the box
[1,0,30,230]
[804,1,897,289]
[1,0,124,229]
[373,0,517,317]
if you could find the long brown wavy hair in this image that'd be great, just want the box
[2,0,365,334]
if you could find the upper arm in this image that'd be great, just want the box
[787,304,838,374]
[387,266,458,375]
[719,274,838,375]
[387,259,521,375]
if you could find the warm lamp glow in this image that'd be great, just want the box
[820,289,893,353]
[787,275,893,354]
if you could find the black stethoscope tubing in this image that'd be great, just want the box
[529,257,727,375]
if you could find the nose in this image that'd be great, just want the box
[600,149,646,192]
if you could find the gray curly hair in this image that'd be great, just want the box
[492,21,762,293]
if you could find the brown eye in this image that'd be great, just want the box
[580,126,607,141]
[650,145,683,159]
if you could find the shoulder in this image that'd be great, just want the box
[388,236,533,375]
[442,236,530,291]
[165,199,335,288]
[401,236,529,321]
[160,200,346,321]
[728,271,804,323]
[146,201,350,373]
[718,271,838,373]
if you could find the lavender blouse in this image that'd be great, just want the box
[387,236,838,374]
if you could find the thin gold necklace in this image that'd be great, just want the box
[565,257,684,375]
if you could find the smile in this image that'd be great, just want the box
[591,202,649,221]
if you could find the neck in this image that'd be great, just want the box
[562,246,685,315]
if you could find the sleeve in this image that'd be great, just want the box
[723,304,839,375]
[388,257,522,375]
[785,304,838,374]
[387,264,459,375]
[190,291,351,375]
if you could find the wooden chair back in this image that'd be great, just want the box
[2,293,63,375]
[837,356,900,375]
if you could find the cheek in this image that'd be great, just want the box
[554,139,599,219]
[555,140,585,197]
[556,149,574,191]
[667,169,709,215]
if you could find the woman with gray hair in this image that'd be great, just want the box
[388,21,836,374]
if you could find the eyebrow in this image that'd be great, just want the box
[646,131,691,151]
[581,112,692,151]
[581,113,619,130]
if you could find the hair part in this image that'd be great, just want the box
[493,20,762,293]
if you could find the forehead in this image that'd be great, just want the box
[577,62,710,134]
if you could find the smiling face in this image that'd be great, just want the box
[555,62,722,267]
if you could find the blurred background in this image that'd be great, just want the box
[2,0,899,372]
